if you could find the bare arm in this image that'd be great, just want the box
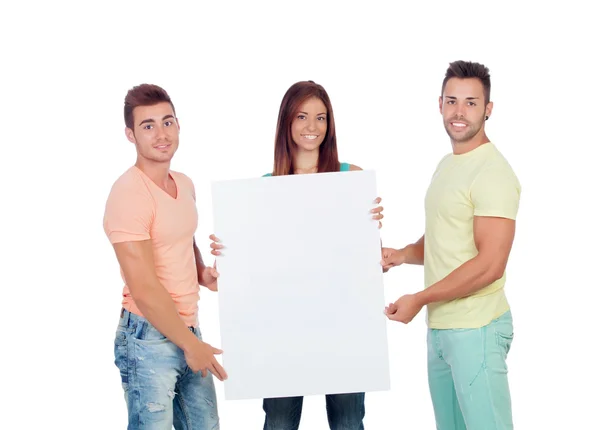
[381,235,424,271]
[113,240,197,351]
[416,216,515,305]
[193,236,208,286]
[113,239,227,379]
[400,235,425,265]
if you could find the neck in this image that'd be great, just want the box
[293,147,320,174]
[451,131,490,155]
[135,157,171,188]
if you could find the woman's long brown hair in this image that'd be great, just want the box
[271,81,340,176]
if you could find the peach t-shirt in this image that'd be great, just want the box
[103,166,200,326]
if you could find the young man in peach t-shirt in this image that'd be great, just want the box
[103,84,227,429]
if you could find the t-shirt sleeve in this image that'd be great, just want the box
[103,179,155,244]
[470,164,521,220]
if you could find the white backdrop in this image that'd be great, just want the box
[2,1,598,429]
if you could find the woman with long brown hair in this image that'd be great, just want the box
[211,80,384,429]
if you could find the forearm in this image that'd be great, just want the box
[133,281,198,352]
[193,238,207,286]
[416,255,502,305]
[402,235,425,265]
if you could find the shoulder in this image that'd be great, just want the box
[436,153,453,168]
[108,167,150,197]
[172,170,196,190]
[105,167,155,215]
[478,145,519,182]
[171,170,194,186]
[344,163,362,171]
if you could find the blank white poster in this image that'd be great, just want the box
[211,170,390,400]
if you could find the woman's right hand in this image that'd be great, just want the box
[209,234,224,256]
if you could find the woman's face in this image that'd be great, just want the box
[291,97,328,152]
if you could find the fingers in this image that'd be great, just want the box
[371,205,384,224]
[380,256,395,270]
[210,260,220,278]
[210,360,228,381]
[210,240,224,256]
[212,347,223,354]
[209,235,223,256]
[373,197,382,204]
[201,368,208,378]
[385,302,398,314]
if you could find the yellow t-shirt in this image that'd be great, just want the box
[424,142,521,329]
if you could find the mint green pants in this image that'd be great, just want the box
[427,311,514,430]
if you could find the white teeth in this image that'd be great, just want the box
[303,135,318,140]
[452,123,466,127]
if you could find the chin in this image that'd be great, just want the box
[298,142,323,152]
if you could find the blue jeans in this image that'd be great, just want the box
[114,309,220,429]
[427,310,514,430]
[263,393,365,430]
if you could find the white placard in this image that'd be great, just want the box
[211,170,390,400]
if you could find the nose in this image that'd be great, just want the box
[156,124,167,139]
[455,102,467,119]
[306,118,318,132]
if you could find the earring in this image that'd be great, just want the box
[485,115,489,120]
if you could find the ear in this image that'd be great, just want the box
[125,127,136,144]
[485,101,494,120]
[438,96,443,114]
[176,117,181,132]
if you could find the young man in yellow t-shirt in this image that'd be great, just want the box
[382,61,521,430]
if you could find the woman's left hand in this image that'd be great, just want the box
[372,197,384,229]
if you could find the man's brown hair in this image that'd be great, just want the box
[441,61,491,104]
[124,84,176,129]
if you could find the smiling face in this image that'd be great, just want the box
[126,101,180,164]
[440,77,492,145]
[291,97,328,152]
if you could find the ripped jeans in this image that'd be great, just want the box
[114,309,220,429]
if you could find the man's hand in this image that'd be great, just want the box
[384,294,424,324]
[381,247,407,272]
[200,262,219,291]
[209,234,224,256]
[183,339,228,381]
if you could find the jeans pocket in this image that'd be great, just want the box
[132,320,168,343]
[495,329,514,356]
[114,331,129,390]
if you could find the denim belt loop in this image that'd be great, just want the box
[120,307,131,326]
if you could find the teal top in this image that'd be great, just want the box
[263,162,350,177]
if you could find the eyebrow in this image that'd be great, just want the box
[298,111,327,116]
[139,114,175,126]
[444,96,480,100]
